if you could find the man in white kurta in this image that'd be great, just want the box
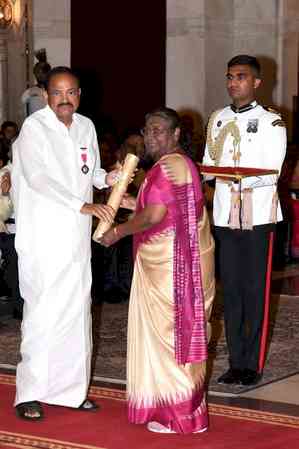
[12,67,116,419]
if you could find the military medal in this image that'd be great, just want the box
[80,148,89,174]
[247,119,258,133]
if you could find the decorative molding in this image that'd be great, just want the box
[168,14,299,40]
[283,18,299,34]
[233,20,277,37]
[0,38,7,59]
[167,17,205,37]
[33,20,70,39]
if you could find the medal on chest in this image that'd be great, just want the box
[80,147,89,174]
[247,119,258,133]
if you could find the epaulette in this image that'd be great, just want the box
[263,106,282,116]
[271,119,286,127]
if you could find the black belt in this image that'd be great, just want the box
[5,218,15,224]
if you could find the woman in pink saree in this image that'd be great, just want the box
[100,108,215,434]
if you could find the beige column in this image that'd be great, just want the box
[0,37,8,124]
[33,0,71,67]
[204,0,234,116]
[166,0,205,133]
[279,0,299,140]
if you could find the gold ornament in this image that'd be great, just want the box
[206,111,241,166]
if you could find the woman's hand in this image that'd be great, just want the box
[106,162,122,187]
[120,193,137,211]
[99,227,120,247]
[106,161,137,187]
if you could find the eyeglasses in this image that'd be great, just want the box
[140,127,170,137]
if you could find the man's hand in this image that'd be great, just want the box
[80,203,114,222]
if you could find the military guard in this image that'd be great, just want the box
[203,55,287,386]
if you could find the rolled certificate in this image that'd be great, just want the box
[92,153,139,242]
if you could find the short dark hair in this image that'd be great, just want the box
[0,142,9,166]
[33,62,51,85]
[145,107,181,131]
[1,121,18,131]
[45,66,80,92]
[228,55,261,78]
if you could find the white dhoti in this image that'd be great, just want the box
[12,105,108,407]
[15,201,93,407]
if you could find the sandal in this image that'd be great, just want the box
[147,422,176,433]
[77,398,99,412]
[16,401,44,421]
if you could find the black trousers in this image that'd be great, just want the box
[214,224,274,371]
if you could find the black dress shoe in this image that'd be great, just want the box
[217,368,242,384]
[240,369,262,386]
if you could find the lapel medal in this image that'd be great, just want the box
[80,149,89,174]
[81,164,89,174]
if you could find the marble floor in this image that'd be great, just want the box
[231,263,299,410]
[237,263,299,408]
[241,373,299,406]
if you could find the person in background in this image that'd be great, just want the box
[0,144,23,319]
[21,48,51,117]
[0,121,18,160]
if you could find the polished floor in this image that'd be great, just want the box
[241,373,299,406]
[224,261,299,415]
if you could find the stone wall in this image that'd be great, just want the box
[167,0,299,140]
[3,0,299,138]
[32,0,70,68]
[6,0,29,125]
[5,0,71,125]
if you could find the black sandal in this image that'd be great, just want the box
[16,401,44,421]
[77,398,99,412]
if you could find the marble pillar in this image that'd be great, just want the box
[32,0,70,68]
[279,0,299,140]
[166,0,299,140]
[166,0,205,133]
[0,37,8,125]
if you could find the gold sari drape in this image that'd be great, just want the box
[127,204,215,433]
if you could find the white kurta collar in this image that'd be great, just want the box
[41,105,78,134]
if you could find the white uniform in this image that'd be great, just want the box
[203,101,287,226]
[12,105,107,406]
[21,86,47,117]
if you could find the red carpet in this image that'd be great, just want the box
[0,374,299,449]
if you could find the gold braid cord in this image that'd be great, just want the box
[206,111,241,166]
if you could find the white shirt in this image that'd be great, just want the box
[203,102,287,227]
[22,86,47,117]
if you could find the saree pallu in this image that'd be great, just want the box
[127,154,215,434]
